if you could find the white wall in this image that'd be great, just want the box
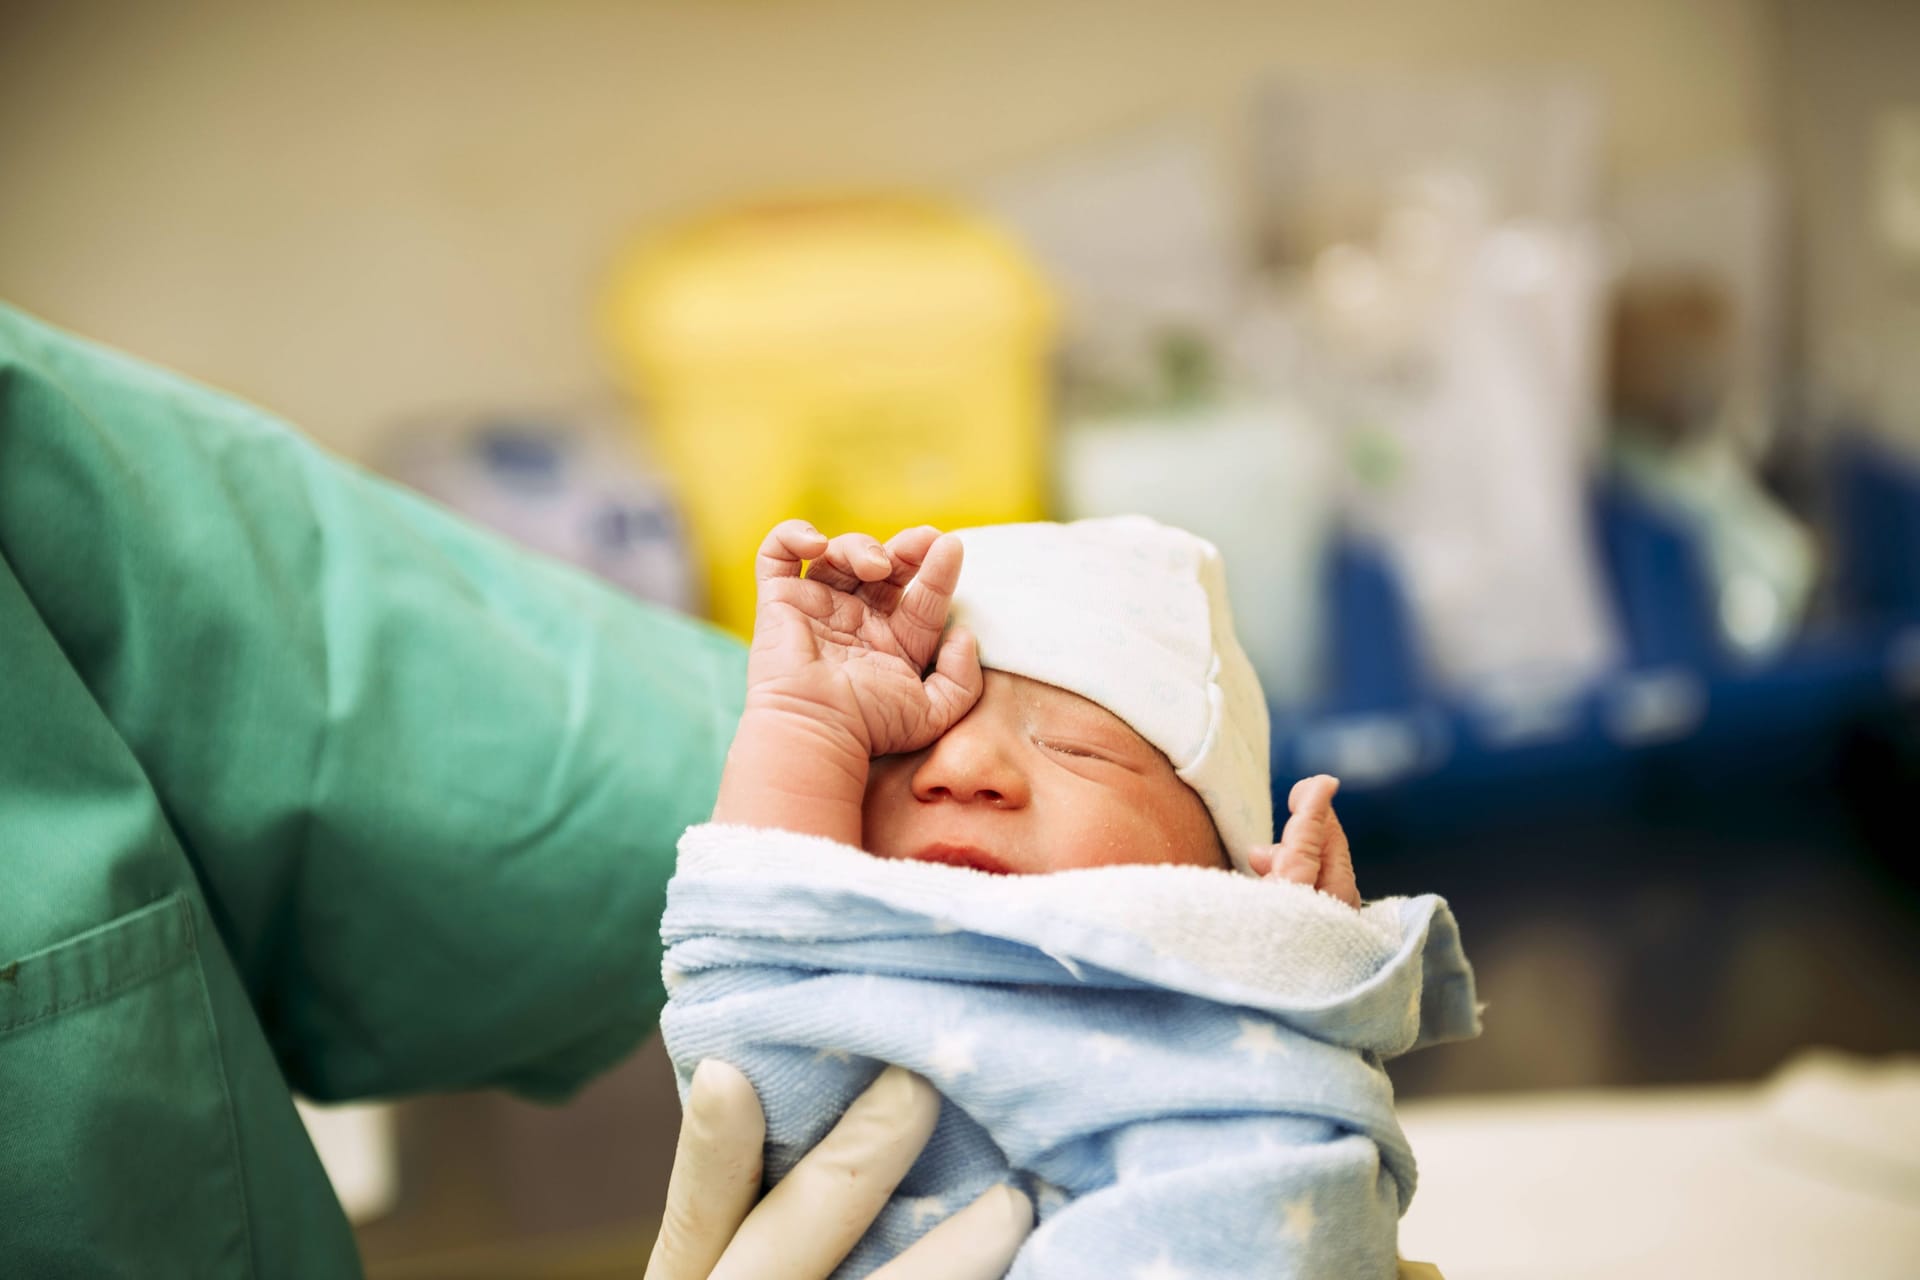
[0,0,1778,459]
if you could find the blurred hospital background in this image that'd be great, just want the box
[4,0,1918,1275]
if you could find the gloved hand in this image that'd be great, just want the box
[1249,774,1360,907]
[645,1061,1033,1280]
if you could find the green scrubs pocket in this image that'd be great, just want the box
[0,893,254,1279]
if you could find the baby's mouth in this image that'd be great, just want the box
[910,843,1016,875]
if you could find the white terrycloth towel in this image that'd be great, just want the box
[661,824,1481,1279]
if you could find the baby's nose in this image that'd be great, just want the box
[909,727,1029,808]
[919,778,1005,805]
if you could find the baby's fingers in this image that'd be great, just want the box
[892,532,964,662]
[1263,775,1360,907]
[922,625,984,734]
[807,531,896,593]
[756,520,830,582]
[856,525,943,614]
[883,525,943,573]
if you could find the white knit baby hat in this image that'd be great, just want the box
[947,516,1273,873]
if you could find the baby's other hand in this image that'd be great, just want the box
[746,520,984,759]
[1249,775,1360,907]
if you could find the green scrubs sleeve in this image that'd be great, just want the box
[0,303,745,1102]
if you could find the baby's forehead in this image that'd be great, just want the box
[985,669,1153,744]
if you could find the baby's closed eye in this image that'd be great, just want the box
[1034,736,1153,775]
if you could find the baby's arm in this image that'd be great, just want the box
[712,520,982,846]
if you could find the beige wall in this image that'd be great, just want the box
[1777,0,1920,435]
[0,0,1778,460]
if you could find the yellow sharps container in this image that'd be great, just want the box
[605,196,1055,637]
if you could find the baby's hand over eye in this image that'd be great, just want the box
[746,520,984,759]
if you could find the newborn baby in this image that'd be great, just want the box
[668,515,1477,1279]
[713,517,1353,893]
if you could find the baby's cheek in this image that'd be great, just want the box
[863,759,909,805]
[1135,796,1230,871]
[1048,816,1186,871]
[859,761,910,849]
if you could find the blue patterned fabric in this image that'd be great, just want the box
[661,825,1480,1279]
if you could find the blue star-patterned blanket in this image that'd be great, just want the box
[661,824,1480,1279]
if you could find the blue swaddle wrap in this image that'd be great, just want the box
[662,824,1480,1279]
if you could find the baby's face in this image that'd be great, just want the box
[863,670,1226,875]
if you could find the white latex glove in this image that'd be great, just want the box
[646,1061,1034,1280]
